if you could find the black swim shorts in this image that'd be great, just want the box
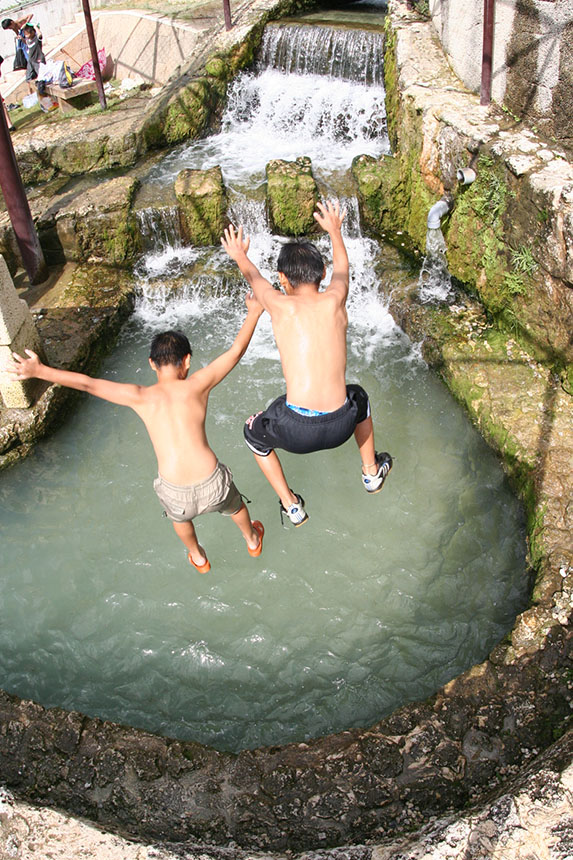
[244,384,370,457]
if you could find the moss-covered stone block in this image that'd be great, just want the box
[175,166,227,246]
[266,157,318,236]
[34,174,142,268]
[164,77,225,145]
[352,153,406,238]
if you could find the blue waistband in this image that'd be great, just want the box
[286,397,348,417]
[286,401,331,417]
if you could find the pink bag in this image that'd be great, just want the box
[76,48,106,80]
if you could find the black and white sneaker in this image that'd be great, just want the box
[279,492,309,527]
[362,452,393,494]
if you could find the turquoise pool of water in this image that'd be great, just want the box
[0,263,528,752]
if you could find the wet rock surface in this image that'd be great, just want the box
[0,265,135,469]
[175,166,227,245]
[266,157,319,235]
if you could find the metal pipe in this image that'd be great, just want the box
[427,196,452,230]
[81,0,106,110]
[480,0,494,106]
[457,167,476,185]
[0,101,47,285]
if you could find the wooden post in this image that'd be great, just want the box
[223,0,232,31]
[81,0,107,110]
[0,103,47,285]
[480,0,495,105]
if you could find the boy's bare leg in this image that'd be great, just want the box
[354,415,378,475]
[253,450,298,509]
[172,519,208,566]
[230,502,262,551]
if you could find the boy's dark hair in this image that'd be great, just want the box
[1,19,13,29]
[277,240,325,287]
[149,331,192,367]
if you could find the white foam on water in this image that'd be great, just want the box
[148,68,389,187]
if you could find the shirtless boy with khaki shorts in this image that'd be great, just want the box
[7,292,265,572]
[222,199,392,527]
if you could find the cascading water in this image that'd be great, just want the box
[147,23,389,188]
[0,16,528,752]
[257,23,385,84]
[136,207,182,254]
[418,226,455,304]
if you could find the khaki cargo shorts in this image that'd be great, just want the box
[153,461,242,523]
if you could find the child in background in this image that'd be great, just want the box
[22,24,44,92]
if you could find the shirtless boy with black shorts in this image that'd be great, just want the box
[7,292,265,571]
[222,199,392,526]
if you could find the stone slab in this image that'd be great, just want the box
[0,256,32,344]
[0,314,44,408]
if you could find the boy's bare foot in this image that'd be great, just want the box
[188,547,211,573]
[247,521,264,557]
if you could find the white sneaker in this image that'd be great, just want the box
[279,492,309,527]
[362,452,393,494]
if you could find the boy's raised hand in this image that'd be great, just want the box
[314,199,346,234]
[221,224,250,261]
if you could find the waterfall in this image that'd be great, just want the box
[136,206,182,253]
[144,19,389,187]
[258,24,385,85]
[418,227,454,304]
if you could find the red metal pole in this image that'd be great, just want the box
[480,0,494,105]
[0,106,47,284]
[81,0,107,110]
[223,0,232,31]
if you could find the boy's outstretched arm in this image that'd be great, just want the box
[193,290,264,392]
[6,350,144,408]
[314,199,349,301]
[221,225,279,312]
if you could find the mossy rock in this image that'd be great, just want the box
[175,166,227,246]
[266,157,318,236]
[352,153,406,238]
[164,77,225,145]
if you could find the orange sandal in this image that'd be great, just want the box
[188,549,211,573]
[247,521,264,557]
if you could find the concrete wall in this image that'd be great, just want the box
[428,0,573,151]
[54,12,201,86]
[4,10,204,102]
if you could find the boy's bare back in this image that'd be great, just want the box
[131,373,217,486]
[222,200,350,412]
[270,289,348,411]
